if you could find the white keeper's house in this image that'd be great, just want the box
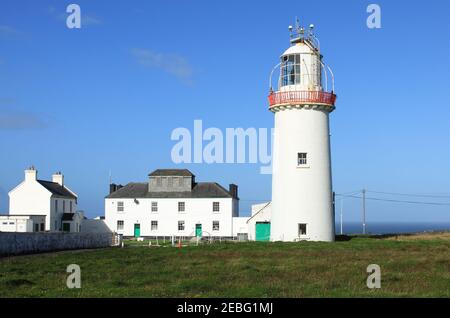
[1,167,84,233]
[105,169,246,239]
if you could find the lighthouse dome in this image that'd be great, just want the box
[281,42,314,56]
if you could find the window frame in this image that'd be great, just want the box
[178,220,185,231]
[178,201,185,213]
[117,220,124,231]
[297,152,308,166]
[117,201,124,212]
[212,221,220,231]
[212,201,220,213]
[151,220,158,231]
[151,201,158,213]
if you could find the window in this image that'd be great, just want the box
[35,224,39,232]
[178,220,185,231]
[117,201,124,212]
[212,221,220,231]
[151,201,158,213]
[178,202,185,213]
[70,201,73,213]
[9,222,14,225]
[2,222,7,225]
[117,220,124,230]
[40,223,45,231]
[213,202,220,212]
[298,223,307,236]
[151,221,158,231]
[281,54,301,86]
[297,152,308,166]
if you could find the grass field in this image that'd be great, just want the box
[0,233,449,297]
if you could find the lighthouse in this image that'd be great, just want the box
[268,20,337,242]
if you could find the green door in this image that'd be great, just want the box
[255,222,270,241]
[195,224,202,237]
[134,224,140,237]
[62,223,71,232]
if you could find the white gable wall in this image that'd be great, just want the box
[9,180,52,230]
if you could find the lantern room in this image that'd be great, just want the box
[268,20,337,111]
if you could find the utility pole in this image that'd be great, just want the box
[340,198,344,235]
[362,189,366,235]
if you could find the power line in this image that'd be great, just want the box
[366,190,450,199]
[336,194,450,206]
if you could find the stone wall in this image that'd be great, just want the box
[0,232,114,256]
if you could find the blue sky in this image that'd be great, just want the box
[1,0,449,223]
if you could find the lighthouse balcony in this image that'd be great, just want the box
[268,90,336,110]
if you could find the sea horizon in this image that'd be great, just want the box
[335,222,450,235]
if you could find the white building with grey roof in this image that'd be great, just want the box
[105,169,244,239]
[4,167,83,232]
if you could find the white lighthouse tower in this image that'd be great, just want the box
[269,20,337,242]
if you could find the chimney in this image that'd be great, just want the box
[52,172,64,186]
[229,184,238,199]
[25,166,37,182]
[109,183,117,194]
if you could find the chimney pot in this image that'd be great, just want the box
[229,184,238,199]
[52,172,64,186]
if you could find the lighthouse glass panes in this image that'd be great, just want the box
[281,54,301,86]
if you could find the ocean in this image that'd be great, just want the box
[335,222,450,235]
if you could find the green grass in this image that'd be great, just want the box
[0,234,449,297]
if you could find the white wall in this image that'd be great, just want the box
[9,180,52,230]
[0,215,46,233]
[105,198,235,237]
[232,217,249,236]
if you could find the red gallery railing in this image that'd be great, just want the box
[268,90,337,108]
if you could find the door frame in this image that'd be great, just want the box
[134,223,141,237]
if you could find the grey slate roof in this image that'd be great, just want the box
[148,169,194,177]
[37,180,77,199]
[106,182,233,199]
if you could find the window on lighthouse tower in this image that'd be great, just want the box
[281,54,301,86]
[297,152,308,166]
